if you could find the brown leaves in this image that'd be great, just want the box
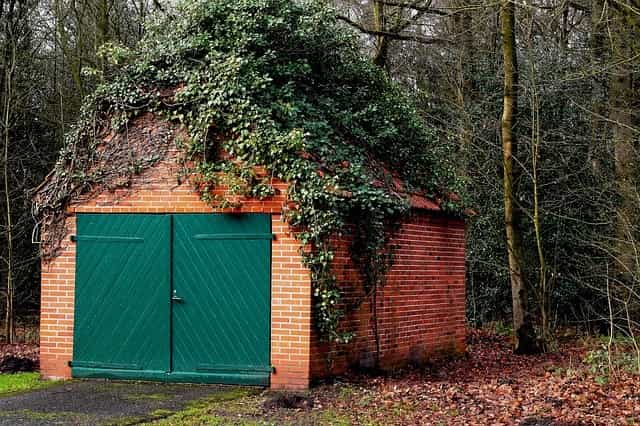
[0,344,38,373]
[305,330,640,425]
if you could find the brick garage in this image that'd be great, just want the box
[38,115,466,390]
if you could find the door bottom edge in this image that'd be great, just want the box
[71,367,269,386]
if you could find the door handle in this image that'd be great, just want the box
[172,290,184,303]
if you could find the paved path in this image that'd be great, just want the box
[0,380,237,425]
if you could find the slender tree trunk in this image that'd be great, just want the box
[500,0,539,354]
[372,0,389,70]
[55,0,85,97]
[607,6,639,282]
[97,0,109,74]
[611,71,637,280]
[2,36,15,344]
[524,0,552,351]
[530,81,550,349]
[589,0,607,174]
[453,0,474,174]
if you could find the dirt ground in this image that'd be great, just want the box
[0,343,38,373]
[286,331,640,425]
[0,330,638,425]
[203,330,636,425]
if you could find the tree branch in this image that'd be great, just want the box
[378,0,450,16]
[568,1,590,12]
[336,15,451,44]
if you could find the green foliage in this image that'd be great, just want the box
[37,0,460,342]
[583,336,640,382]
[0,373,59,396]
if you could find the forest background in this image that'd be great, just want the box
[0,0,638,358]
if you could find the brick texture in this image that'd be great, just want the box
[40,149,313,389]
[40,122,465,389]
[40,217,76,379]
[310,213,466,379]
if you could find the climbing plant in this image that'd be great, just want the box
[34,0,462,343]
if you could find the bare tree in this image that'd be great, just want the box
[500,0,539,354]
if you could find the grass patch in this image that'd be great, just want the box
[0,373,60,396]
[338,385,355,400]
[150,409,175,417]
[146,388,265,425]
[123,392,171,401]
[314,410,354,425]
[141,386,379,426]
[0,409,91,424]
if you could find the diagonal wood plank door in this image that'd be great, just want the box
[171,214,271,385]
[72,214,171,377]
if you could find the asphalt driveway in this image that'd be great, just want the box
[0,380,244,425]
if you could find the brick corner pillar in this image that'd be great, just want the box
[269,214,313,389]
[39,215,76,380]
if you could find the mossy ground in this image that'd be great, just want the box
[142,386,377,426]
[0,380,248,426]
[0,373,59,396]
[141,332,640,425]
[2,331,637,425]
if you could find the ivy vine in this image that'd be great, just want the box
[34,0,462,343]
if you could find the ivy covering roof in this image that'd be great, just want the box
[35,0,462,342]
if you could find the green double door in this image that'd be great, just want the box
[72,214,272,385]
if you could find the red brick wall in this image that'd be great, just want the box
[40,218,76,379]
[270,219,313,389]
[39,122,466,388]
[310,213,466,378]
[40,149,313,389]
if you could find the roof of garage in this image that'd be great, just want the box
[32,0,464,256]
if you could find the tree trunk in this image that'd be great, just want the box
[524,0,553,351]
[451,0,474,164]
[2,31,15,344]
[97,0,110,74]
[611,64,637,280]
[589,0,608,174]
[608,6,639,281]
[500,0,539,354]
[372,0,389,70]
[54,0,85,98]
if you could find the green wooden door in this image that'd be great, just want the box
[72,214,171,379]
[71,213,271,385]
[171,214,272,385]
